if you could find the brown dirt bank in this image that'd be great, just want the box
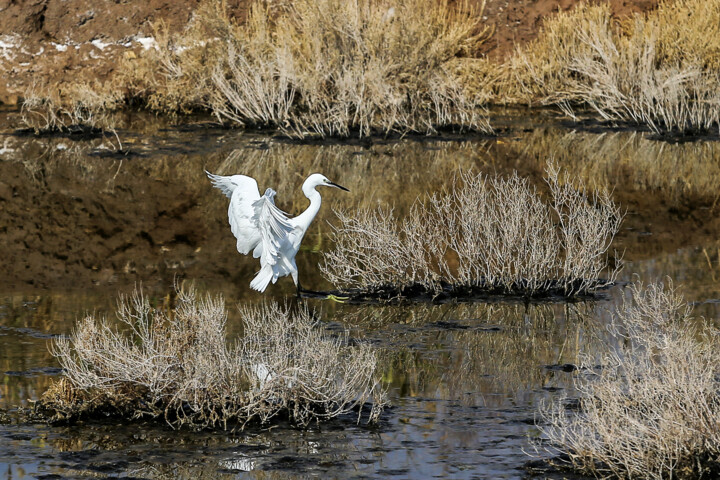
[0,0,658,104]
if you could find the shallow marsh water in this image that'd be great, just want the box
[1,108,720,478]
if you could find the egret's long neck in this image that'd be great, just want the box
[292,186,321,232]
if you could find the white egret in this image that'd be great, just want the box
[206,171,349,293]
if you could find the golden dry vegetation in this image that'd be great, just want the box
[17,0,720,137]
[127,0,492,137]
[40,285,385,429]
[537,280,720,479]
[501,0,720,134]
[320,165,623,297]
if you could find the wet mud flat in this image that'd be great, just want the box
[1,108,720,478]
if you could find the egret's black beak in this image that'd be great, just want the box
[329,182,350,192]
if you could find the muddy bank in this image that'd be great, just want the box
[0,0,249,103]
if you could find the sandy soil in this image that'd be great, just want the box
[0,0,658,104]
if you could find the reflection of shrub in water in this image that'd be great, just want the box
[519,128,720,206]
[40,286,385,429]
[137,0,492,137]
[502,1,720,136]
[321,166,623,298]
[343,302,599,405]
[214,139,492,218]
[537,280,720,479]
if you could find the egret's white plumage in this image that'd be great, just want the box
[206,171,349,292]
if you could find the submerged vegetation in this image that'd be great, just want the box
[321,166,623,300]
[39,286,385,429]
[537,281,720,479]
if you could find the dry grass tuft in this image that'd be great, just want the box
[321,165,623,298]
[537,280,720,479]
[501,0,720,135]
[40,285,385,429]
[500,3,610,106]
[20,81,123,135]
[136,0,492,137]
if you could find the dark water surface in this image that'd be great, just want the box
[1,109,720,479]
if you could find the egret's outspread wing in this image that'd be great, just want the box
[251,194,293,262]
[207,171,263,254]
[207,171,295,292]
[205,170,255,199]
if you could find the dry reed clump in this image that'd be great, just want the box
[502,0,720,136]
[320,165,623,299]
[139,0,492,137]
[536,280,720,479]
[20,81,123,135]
[39,286,385,429]
[121,5,232,115]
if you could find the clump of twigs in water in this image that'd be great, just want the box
[534,280,720,479]
[39,286,386,429]
[321,165,623,300]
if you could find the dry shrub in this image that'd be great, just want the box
[502,0,720,135]
[321,165,623,297]
[20,81,123,134]
[139,0,492,137]
[537,280,720,479]
[40,286,385,429]
[567,20,720,135]
[501,3,611,105]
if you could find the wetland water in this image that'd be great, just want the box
[1,107,720,478]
